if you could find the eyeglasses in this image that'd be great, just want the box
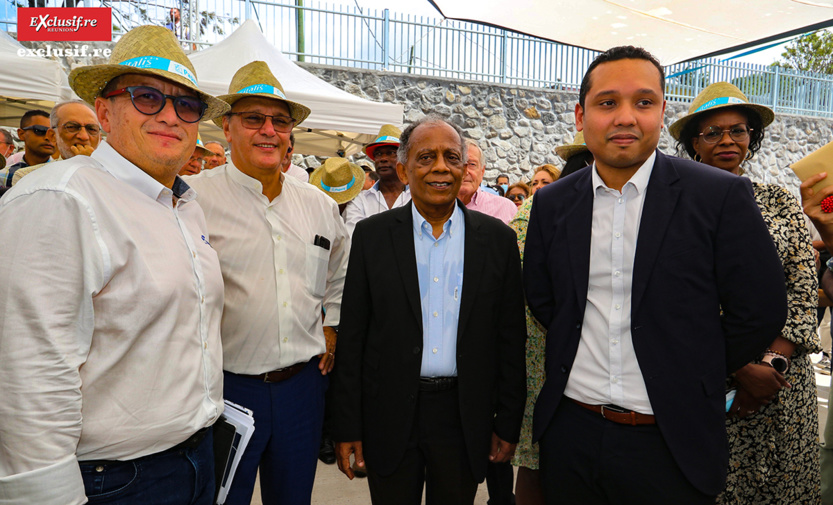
[698,125,752,145]
[58,122,101,136]
[227,112,296,132]
[103,86,207,123]
[507,194,526,202]
[22,125,50,136]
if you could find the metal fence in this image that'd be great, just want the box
[4,0,833,118]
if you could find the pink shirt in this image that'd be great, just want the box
[465,188,517,224]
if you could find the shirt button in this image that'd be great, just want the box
[203,341,207,349]
[615,304,621,310]
[618,197,623,204]
[611,339,619,345]
[192,252,197,258]
[434,243,438,247]
[612,377,619,384]
[432,348,438,354]
[279,269,284,274]
[433,277,439,282]
[201,296,205,303]
[283,337,288,343]
[433,311,438,317]
[614,271,621,277]
[283,301,288,307]
[277,235,281,241]
[95,465,104,472]
[614,232,621,238]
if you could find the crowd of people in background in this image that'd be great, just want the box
[1,23,832,505]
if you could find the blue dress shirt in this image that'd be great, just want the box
[412,202,465,377]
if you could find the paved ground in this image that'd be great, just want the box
[247,353,831,505]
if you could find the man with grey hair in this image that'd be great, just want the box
[203,141,226,169]
[11,100,102,185]
[332,114,527,505]
[0,129,14,161]
[457,139,517,224]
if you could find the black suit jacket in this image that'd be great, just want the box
[331,201,527,482]
[524,151,787,496]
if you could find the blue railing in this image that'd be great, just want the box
[4,0,833,118]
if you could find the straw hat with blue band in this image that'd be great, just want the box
[214,61,311,128]
[68,25,229,121]
[195,134,211,155]
[668,82,775,141]
[555,131,589,161]
[364,124,402,160]
[310,157,365,205]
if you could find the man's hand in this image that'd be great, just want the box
[336,441,365,480]
[69,144,95,157]
[488,432,516,464]
[317,326,337,375]
[730,363,790,417]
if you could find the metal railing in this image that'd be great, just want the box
[4,0,833,118]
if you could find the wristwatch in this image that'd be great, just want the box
[761,351,790,375]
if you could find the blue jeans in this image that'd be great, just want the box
[79,427,215,504]
[223,359,328,505]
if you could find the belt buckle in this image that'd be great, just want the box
[600,404,627,421]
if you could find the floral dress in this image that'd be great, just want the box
[718,183,822,505]
[510,196,546,470]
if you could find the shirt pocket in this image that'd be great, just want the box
[305,243,329,297]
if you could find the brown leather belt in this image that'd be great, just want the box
[571,398,656,426]
[238,360,309,383]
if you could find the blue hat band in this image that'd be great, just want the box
[120,56,198,86]
[373,135,399,144]
[694,96,745,114]
[237,84,287,100]
[321,175,356,193]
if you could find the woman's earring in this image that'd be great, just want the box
[694,153,702,162]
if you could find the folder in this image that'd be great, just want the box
[214,399,255,505]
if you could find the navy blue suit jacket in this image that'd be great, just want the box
[523,150,787,495]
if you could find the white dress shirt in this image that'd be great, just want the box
[284,162,310,182]
[0,141,225,505]
[186,162,349,374]
[343,181,411,236]
[563,152,656,414]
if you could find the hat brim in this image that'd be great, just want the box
[555,144,589,162]
[212,93,311,128]
[69,64,230,122]
[364,141,400,160]
[669,103,775,141]
[309,162,365,205]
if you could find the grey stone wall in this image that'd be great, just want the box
[17,37,833,193]
[301,63,833,193]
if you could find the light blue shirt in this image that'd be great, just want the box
[412,202,465,377]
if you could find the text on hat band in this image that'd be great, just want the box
[120,56,198,86]
[238,84,287,100]
[374,135,400,143]
[694,96,745,114]
[321,175,356,193]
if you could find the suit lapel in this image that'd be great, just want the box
[566,170,594,315]
[632,151,681,312]
[391,202,423,330]
[457,204,485,344]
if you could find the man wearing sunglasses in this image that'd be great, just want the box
[186,60,349,505]
[1,109,55,187]
[0,26,230,505]
[9,101,102,186]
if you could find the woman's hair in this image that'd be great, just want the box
[675,107,765,160]
[506,181,530,197]
[561,151,595,178]
[535,164,561,182]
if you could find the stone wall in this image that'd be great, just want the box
[300,63,833,193]
[17,38,833,193]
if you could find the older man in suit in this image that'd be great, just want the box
[524,46,788,504]
[332,114,527,505]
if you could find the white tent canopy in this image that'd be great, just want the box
[0,31,74,127]
[428,0,833,66]
[190,20,403,157]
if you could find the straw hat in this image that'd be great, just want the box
[669,82,774,141]
[68,25,229,121]
[194,134,211,154]
[364,124,401,160]
[555,131,589,161]
[309,157,365,205]
[214,61,311,127]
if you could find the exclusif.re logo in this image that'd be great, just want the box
[17,8,112,41]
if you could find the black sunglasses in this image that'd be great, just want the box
[103,86,207,123]
[22,125,50,136]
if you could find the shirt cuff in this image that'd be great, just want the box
[0,454,85,505]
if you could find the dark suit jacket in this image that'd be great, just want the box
[524,151,787,496]
[331,201,527,482]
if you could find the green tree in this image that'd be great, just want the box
[776,29,833,74]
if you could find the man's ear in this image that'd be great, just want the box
[574,103,584,132]
[396,162,408,185]
[95,97,112,135]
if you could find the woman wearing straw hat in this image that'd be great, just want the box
[671,81,821,504]
[554,131,595,179]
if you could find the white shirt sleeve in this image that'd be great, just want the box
[0,189,105,505]
[342,195,367,238]
[323,202,350,328]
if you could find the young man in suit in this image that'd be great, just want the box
[523,46,788,504]
[332,114,527,505]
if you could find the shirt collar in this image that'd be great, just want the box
[412,201,463,240]
[92,140,196,205]
[226,159,285,199]
[469,187,483,204]
[591,150,657,195]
